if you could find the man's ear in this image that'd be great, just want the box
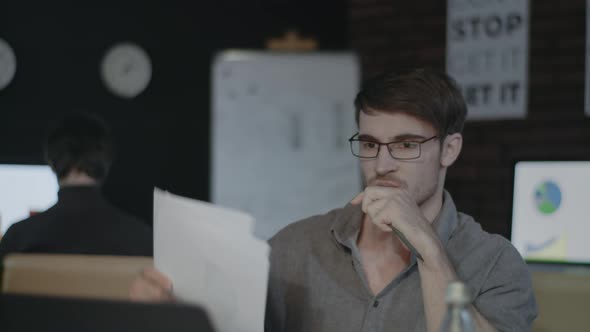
[440,133,462,167]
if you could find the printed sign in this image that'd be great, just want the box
[447,0,530,120]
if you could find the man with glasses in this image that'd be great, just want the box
[131,69,537,332]
[264,68,536,332]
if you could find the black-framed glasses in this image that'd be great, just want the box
[348,133,438,160]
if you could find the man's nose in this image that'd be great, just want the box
[375,144,399,174]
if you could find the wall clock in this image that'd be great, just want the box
[0,38,17,91]
[101,42,152,98]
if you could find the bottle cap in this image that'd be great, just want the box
[445,281,471,305]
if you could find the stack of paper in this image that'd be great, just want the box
[153,188,270,332]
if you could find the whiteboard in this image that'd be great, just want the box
[211,51,361,239]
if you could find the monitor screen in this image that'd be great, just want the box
[511,161,590,265]
[0,165,58,235]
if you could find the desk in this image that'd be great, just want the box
[531,269,590,332]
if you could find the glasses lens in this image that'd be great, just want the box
[389,142,420,159]
[350,140,378,158]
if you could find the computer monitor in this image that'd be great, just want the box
[511,161,590,265]
[0,164,58,235]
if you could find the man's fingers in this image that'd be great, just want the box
[364,195,386,217]
[361,189,383,214]
[353,188,387,213]
[352,186,401,207]
[129,276,173,302]
[366,200,393,232]
[129,267,175,303]
[374,211,393,232]
[142,267,173,291]
[350,192,364,205]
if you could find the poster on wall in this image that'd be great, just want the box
[447,0,530,120]
[211,51,361,240]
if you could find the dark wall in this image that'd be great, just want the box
[349,1,590,237]
[0,0,348,224]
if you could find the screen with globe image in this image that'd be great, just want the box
[511,161,590,265]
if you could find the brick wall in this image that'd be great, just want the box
[349,0,590,237]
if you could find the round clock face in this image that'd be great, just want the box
[101,42,152,98]
[0,38,17,91]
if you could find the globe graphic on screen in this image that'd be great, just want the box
[534,181,562,215]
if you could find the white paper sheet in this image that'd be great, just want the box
[154,188,270,332]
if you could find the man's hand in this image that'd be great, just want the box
[351,185,444,263]
[351,186,429,236]
[129,267,175,302]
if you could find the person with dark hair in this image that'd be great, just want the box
[0,112,152,259]
[129,69,536,331]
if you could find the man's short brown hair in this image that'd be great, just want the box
[354,68,467,137]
